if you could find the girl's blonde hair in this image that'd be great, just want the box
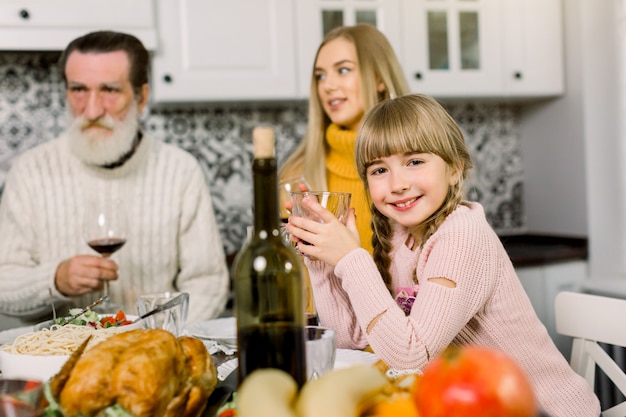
[355,94,473,291]
[279,24,410,189]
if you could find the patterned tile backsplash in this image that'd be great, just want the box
[0,53,524,256]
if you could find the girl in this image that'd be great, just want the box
[286,94,600,416]
[280,24,410,253]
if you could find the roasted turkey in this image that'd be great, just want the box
[50,329,217,417]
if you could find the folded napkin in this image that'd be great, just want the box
[201,339,237,356]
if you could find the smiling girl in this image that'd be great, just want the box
[286,94,600,416]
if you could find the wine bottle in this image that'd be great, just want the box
[233,126,307,388]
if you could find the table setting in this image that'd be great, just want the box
[0,290,383,417]
[0,297,548,417]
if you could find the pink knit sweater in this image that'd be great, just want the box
[307,202,600,417]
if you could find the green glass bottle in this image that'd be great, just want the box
[233,126,306,388]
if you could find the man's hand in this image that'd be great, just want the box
[55,255,119,296]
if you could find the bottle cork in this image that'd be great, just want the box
[253,126,275,159]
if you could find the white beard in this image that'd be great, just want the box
[67,102,140,167]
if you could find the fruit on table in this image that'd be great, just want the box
[238,369,298,417]
[237,364,390,417]
[364,396,420,417]
[296,364,390,417]
[236,346,538,417]
[413,346,538,417]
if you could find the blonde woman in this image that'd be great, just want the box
[280,24,409,253]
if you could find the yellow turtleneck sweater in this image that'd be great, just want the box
[325,123,373,253]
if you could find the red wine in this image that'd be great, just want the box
[88,237,126,257]
[238,322,306,387]
[306,313,319,326]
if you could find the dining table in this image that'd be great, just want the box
[0,315,379,380]
[0,316,381,417]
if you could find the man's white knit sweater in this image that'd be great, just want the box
[0,133,229,324]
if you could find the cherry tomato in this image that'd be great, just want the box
[100,316,117,327]
[115,309,127,323]
[23,380,42,391]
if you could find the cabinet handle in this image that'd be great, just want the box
[414,72,423,80]
[514,71,523,80]
[19,9,30,20]
[163,74,173,83]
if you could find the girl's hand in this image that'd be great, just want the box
[286,198,360,266]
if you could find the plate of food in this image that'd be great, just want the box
[334,348,379,369]
[0,309,139,382]
[42,329,218,417]
[34,308,141,331]
[187,317,237,347]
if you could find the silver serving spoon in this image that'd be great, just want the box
[61,295,109,326]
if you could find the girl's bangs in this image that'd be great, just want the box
[360,108,433,163]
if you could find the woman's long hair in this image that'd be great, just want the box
[279,24,409,189]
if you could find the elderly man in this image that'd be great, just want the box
[0,31,229,324]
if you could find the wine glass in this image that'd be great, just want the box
[279,175,312,226]
[278,176,317,324]
[83,197,128,313]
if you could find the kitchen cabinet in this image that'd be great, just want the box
[0,0,157,50]
[401,0,563,99]
[516,260,586,360]
[151,0,297,103]
[294,0,402,98]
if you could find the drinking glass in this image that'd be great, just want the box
[305,326,336,380]
[83,197,127,313]
[290,191,352,226]
[279,175,311,223]
[136,292,189,336]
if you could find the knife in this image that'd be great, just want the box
[203,368,239,417]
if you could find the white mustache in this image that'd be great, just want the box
[79,116,116,131]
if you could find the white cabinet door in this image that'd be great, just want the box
[295,0,402,98]
[402,0,501,97]
[502,0,564,97]
[151,0,297,103]
[0,0,157,50]
[401,0,563,98]
[516,260,586,360]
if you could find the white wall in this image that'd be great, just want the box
[518,0,586,237]
[520,0,626,281]
[578,0,625,280]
